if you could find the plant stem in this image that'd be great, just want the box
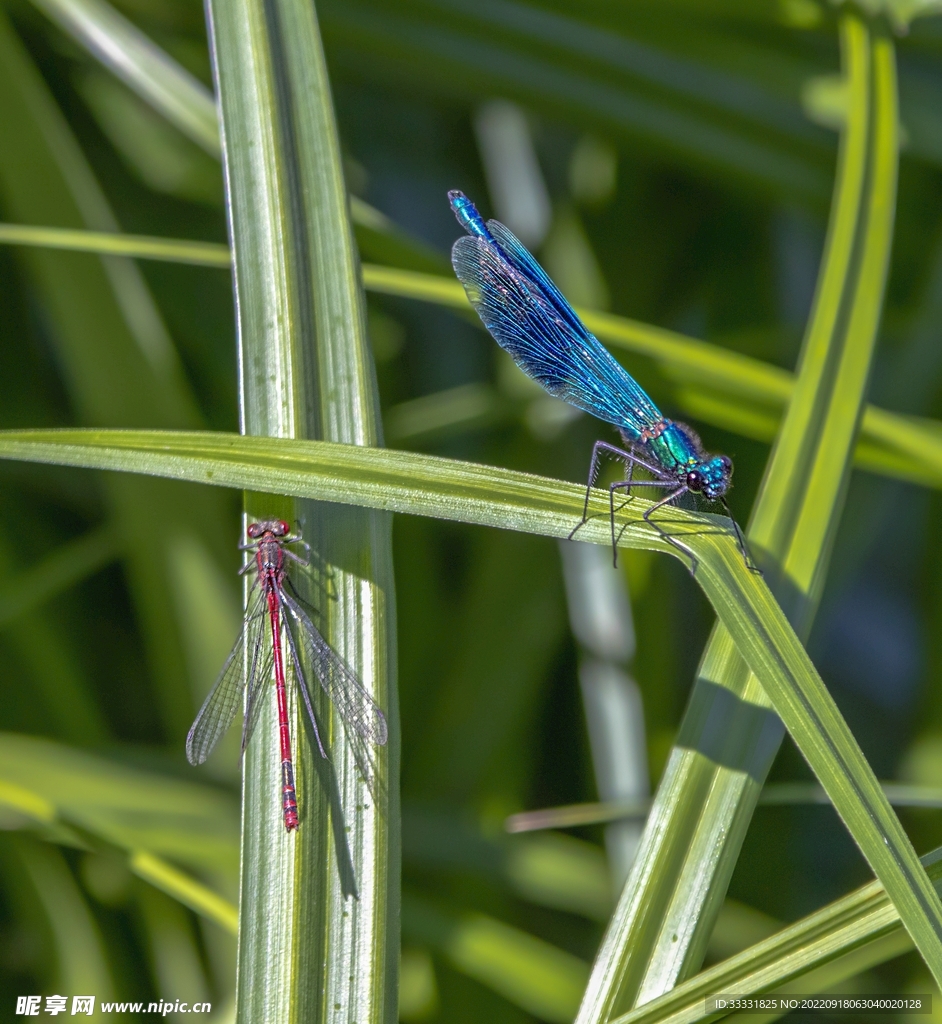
[575,15,908,1020]
[206,0,397,1019]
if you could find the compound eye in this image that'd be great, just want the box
[686,470,704,492]
[246,522,262,538]
[719,455,733,472]
[276,520,291,535]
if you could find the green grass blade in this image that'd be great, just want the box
[0,426,890,552]
[0,10,233,742]
[0,526,117,628]
[505,783,942,830]
[403,893,589,1022]
[607,848,942,1024]
[0,766,234,996]
[130,850,238,935]
[0,731,239,873]
[0,734,240,937]
[575,16,904,1016]
[27,0,220,156]
[1,218,939,489]
[0,427,744,533]
[750,25,898,608]
[1,429,942,981]
[506,800,650,832]
[206,0,397,1017]
[0,223,231,265]
[14,836,116,998]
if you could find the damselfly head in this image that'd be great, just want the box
[691,454,733,500]
[247,519,291,539]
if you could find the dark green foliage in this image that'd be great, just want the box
[3,0,942,1020]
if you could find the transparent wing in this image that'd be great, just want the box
[279,587,388,747]
[186,592,267,765]
[452,233,664,438]
[241,638,273,756]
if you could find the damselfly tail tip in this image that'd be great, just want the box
[449,190,485,236]
[282,762,299,830]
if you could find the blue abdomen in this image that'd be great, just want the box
[448,190,492,240]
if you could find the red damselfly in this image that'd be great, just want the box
[186,520,388,831]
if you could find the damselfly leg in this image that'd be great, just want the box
[569,439,757,573]
[570,440,681,565]
[570,441,665,537]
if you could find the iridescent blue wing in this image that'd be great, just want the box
[452,234,664,437]
[487,220,587,339]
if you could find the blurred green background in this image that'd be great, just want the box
[2,0,942,1020]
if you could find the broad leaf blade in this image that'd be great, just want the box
[205,0,398,1018]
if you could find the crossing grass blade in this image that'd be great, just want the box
[0,218,939,489]
[27,0,220,156]
[608,848,942,1024]
[574,16,907,1019]
[205,0,398,1018]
